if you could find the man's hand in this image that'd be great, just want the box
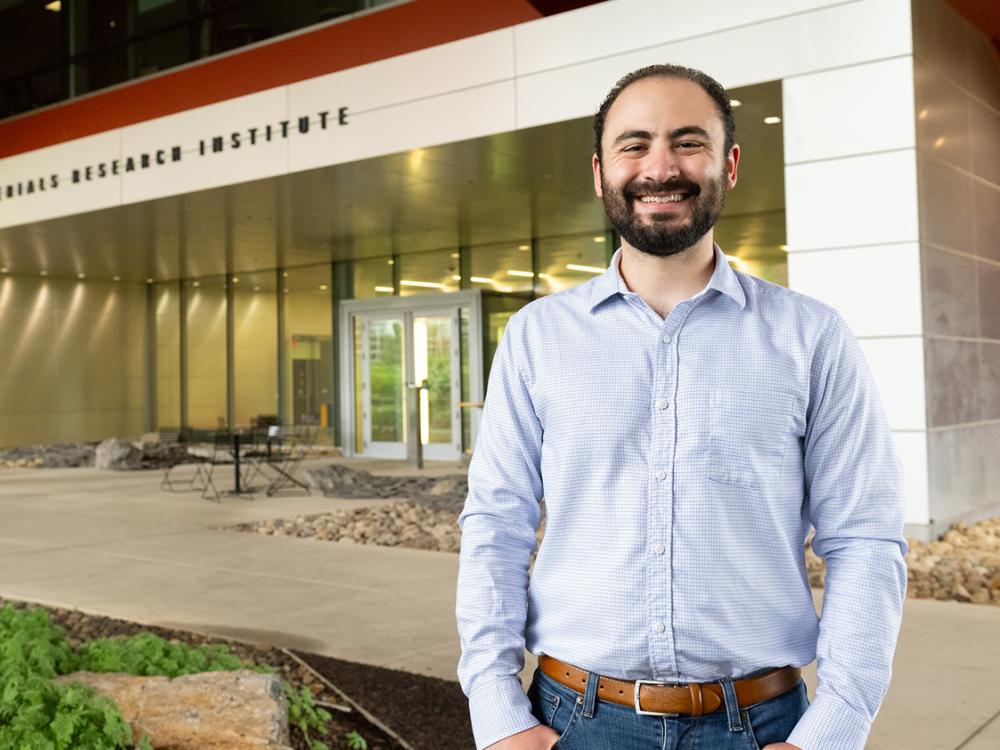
[762,744,803,750]
[485,724,561,749]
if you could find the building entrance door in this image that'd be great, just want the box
[341,290,483,461]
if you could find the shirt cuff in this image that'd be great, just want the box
[786,691,872,750]
[468,675,539,750]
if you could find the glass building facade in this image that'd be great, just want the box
[0,0,401,119]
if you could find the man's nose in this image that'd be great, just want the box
[642,145,681,183]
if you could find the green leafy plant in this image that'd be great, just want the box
[0,603,359,750]
[76,632,245,677]
[282,681,332,750]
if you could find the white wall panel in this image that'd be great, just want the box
[122,88,289,204]
[290,28,514,118]
[290,81,516,172]
[0,131,122,228]
[514,0,846,76]
[858,336,927,431]
[515,0,912,129]
[783,56,916,164]
[787,243,922,337]
[894,430,930,525]
[785,149,919,250]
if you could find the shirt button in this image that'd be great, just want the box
[654,622,666,633]
[655,398,669,410]
[662,335,671,344]
[655,470,666,481]
[653,544,665,555]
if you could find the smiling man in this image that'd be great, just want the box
[456,64,907,750]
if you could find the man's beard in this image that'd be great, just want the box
[600,171,727,257]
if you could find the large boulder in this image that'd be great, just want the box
[94,438,144,471]
[55,670,291,750]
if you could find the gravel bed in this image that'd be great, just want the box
[253,465,1000,608]
[0,442,97,468]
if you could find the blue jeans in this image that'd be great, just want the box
[527,667,809,749]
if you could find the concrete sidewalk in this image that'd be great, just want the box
[0,461,997,749]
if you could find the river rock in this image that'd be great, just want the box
[55,670,290,750]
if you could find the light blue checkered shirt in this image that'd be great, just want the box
[456,244,907,750]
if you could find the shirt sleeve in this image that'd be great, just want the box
[455,310,546,750]
[787,311,909,750]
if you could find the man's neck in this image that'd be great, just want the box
[617,235,716,320]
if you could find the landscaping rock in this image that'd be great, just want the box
[56,670,291,750]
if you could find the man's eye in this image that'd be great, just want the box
[677,142,702,149]
[622,144,646,152]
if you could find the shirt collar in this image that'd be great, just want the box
[588,243,747,313]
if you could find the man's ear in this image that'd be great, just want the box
[726,143,740,190]
[592,153,604,198]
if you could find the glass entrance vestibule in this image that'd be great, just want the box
[339,290,484,461]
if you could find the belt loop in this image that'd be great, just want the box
[720,677,744,732]
[581,670,600,718]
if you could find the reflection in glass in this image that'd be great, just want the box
[536,232,610,296]
[283,265,333,443]
[351,256,394,299]
[468,241,532,295]
[414,315,452,445]
[368,318,405,443]
[397,249,460,297]
[460,307,471,455]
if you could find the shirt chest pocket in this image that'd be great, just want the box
[707,387,795,491]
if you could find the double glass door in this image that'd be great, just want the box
[344,295,479,461]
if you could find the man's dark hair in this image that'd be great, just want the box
[593,64,736,163]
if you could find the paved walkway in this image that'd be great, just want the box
[0,460,997,749]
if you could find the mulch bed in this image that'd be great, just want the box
[0,597,475,750]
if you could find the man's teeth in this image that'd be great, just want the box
[638,194,686,203]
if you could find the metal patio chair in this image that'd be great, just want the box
[258,425,315,496]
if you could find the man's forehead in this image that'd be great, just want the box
[604,77,721,138]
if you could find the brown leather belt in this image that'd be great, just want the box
[538,655,800,717]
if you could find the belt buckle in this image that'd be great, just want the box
[633,679,681,716]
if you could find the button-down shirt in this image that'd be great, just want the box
[456,244,907,750]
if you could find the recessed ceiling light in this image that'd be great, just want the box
[146,278,154,284]
[518,244,530,251]
[192,281,200,287]
[283,271,288,277]
[593,236,605,243]
[253,285,261,292]
[319,284,328,291]
[40,271,49,277]
[763,116,782,125]
[283,288,289,294]
[450,253,460,259]
[0,267,8,273]
[113,275,121,281]
[77,273,86,279]
[387,259,394,265]
[45,0,60,11]
[232,276,239,283]
[730,99,742,107]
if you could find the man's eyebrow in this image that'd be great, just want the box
[669,125,712,140]
[610,129,653,147]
